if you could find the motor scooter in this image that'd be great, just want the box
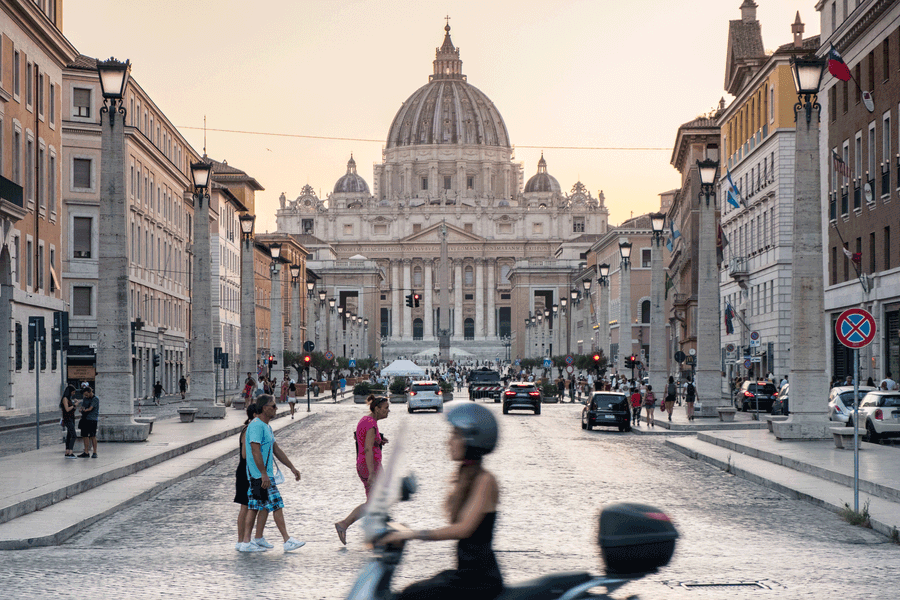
[346,429,679,600]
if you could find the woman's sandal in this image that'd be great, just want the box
[335,522,347,545]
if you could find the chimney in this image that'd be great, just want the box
[792,12,805,49]
[740,0,758,23]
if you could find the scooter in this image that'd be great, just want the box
[346,433,679,600]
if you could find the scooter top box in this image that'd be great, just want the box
[598,502,678,576]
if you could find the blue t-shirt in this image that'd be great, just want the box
[245,418,275,479]
[82,396,100,421]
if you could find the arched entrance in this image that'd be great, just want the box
[464,318,474,340]
[413,318,423,340]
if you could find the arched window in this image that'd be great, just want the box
[413,318,423,340]
[413,266,422,287]
[464,318,475,340]
[464,265,474,286]
[641,300,651,324]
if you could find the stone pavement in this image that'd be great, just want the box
[0,396,329,550]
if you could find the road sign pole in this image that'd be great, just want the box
[853,347,859,512]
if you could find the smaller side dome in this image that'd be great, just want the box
[524,154,561,193]
[333,155,370,194]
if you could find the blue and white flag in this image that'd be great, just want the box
[724,167,744,209]
[669,219,681,241]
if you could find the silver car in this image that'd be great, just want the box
[407,381,443,413]
[827,386,876,425]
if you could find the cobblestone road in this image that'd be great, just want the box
[3,401,899,599]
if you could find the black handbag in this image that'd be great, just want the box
[249,477,268,502]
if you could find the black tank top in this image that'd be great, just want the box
[456,512,502,587]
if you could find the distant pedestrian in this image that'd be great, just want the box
[568,377,576,403]
[243,374,255,401]
[779,375,788,391]
[78,387,99,458]
[153,381,165,406]
[179,376,187,399]
[239,395,305,553]
[643,385,656,427]
[334,394,391,545]
[280,375,289,404]
[556,376,565,402]
[339,376,347,396]
[287,379,297,419]
[685,380,696,422]
[630,388,642,425]
[60,383,79,458]
[234,404,270,552]
[665,376,677,422]
[331,377,339,402]
[881,372,898,391]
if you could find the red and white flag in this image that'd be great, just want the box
[828,45,852,82]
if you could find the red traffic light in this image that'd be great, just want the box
[303,355,311,364]
[592,354,601,362]
[413,293,420,300]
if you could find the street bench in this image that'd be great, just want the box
[134,416,156,434]
[764,415,788,432]
[831,427,861,450]
[232,397,245,410]
[717,407,737,422]
[177,408,198,423]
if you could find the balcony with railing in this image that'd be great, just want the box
[881,163,890,198]
[0,175,25,221]
[729,256,749,279]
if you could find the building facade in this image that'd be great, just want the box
[818,0,900,382]
[0,1,77,409]
[274,25,609,361]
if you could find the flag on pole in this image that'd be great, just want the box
[716,223,729,264]
[832,150,851,179]
[665,271,675,300]
[724,303,735,335]
[724,167,744,208]
[669,219,681,240]
[828,44,852,82]
[666,236,673,253]
[842,246,853,260]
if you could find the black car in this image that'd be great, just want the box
[502,382,542,415]
[582,392,631,432]
[735,381,778,412]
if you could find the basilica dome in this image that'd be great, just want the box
[333,155,370,194]
[386,25,510,149]
[524,154,560,193]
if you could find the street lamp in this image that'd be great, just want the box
[695,153,720,418]
[94,57,147,439]
[618,239,633,375]
[619,241,633,269]
[239,213,257,391]
[289,264,302,354]
[337,306,345,357]
[772,53,829,441]
[268,243,284,384]
[363,318,369,358]
[648,213,666,406]
[597,263,611,361]
[649,213,666,244]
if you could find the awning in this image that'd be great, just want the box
[50,265,60,293]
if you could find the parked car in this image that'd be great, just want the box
[771,384,789,415]
[502,382,542,415]
[407,381,443,413]
[855,391,900,443]
[582,392,631,432]
[827,385,876,425]
[734,380,778,412]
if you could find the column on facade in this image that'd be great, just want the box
[402,259,412,340]
[385,165,393,200]
[424,260,434,340]
[454,260,463,340]
[619,240,632,375]
[391,261,400,339]
[486,259,495,339]
[457,162,466,197]
[475,258,485,340]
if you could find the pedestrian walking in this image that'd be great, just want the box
[643,385,656,427]
[380,404,503,600]
[334,394,391,545]
[77,387,100,458]
[60,383,79,458]
[568,377,576,403]
[332,376,339,402]
[287,379,297,419]
[238,395,305,553]
[152,381,165,406]
[243,374,255,402]
[630,387,642,426]
[665,376,677,422]
[179,375,187,400]
[684,380,696,421]
[556,376,565,402]
[234,404,270,551]
[340,376,347,397]
[279,375,289,405]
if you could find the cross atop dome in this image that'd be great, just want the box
[431,20,465,81]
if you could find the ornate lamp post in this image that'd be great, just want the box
[289,264,302,353]
[774,54,829,439]
[363,318,369,358]
[649,212,667,403]
[542,308,550,358]
[560,297,569,356]
[328,297,336,356]
[582,278,592,354]
[618,240,633,375]
[695,157,721,416]
[552,303,559,360]
[597,263,610,362]
[239,214,257,390]
[94,58,149,439]
[268,243,284,383]
[318,289,327,353]
[305,280,315,355]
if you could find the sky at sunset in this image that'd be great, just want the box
[63,1,821,234]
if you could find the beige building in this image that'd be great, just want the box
[275,25,609,362]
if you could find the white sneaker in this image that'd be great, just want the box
[283,538,306,552]
[239,542,267,553]
[235,542,242,551]
[253,536,274,549]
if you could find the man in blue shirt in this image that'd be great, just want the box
[77,387,99,458]
[239,394,305,553]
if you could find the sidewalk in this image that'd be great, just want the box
[631,403,768,433]
[0,402,313,550]
[667,428,900,539]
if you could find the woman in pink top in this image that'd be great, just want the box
[334,394,390,545]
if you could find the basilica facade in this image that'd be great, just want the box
[275,25,609,361]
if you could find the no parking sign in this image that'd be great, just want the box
[835,308,876,349]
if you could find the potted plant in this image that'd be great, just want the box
[440,379,454,402]
[353,381,372,404]
[389,377,408,403]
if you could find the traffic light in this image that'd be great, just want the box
[153,353,160,367]
[303,355,311,370]
[413,293,421,308]
[405,293,414,308]
[268,354,277,366]
[624,355,636,369]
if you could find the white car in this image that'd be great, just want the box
[827,386,876,425]
[856,391,900,443]
[407,381,444,413]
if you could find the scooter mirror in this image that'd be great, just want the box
[400,474,417,501]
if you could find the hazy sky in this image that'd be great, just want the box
[63,1,820,234]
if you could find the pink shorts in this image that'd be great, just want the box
[357,462,380,498]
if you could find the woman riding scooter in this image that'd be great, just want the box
[381,403,502,600]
